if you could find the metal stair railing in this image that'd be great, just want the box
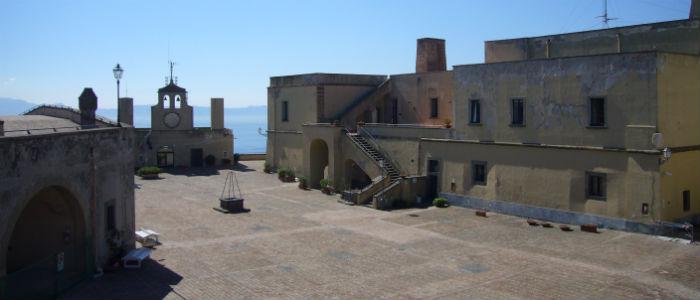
[357,126,402,178]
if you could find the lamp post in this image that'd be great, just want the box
[113,63,124,123]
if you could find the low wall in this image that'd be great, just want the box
[441,192,694,240]
[238,153,266,161]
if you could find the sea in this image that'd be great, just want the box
[97,106,267,154]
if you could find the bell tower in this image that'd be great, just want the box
[151,61,194,130]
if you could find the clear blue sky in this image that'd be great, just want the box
[0,0,692,108]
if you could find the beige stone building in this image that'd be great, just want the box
[267,3,700,236]
[123,72,234,168]
[0,88,136,298]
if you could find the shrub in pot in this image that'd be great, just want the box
[433,197,449,208]
[298,176,308,190]
[443,118,453,128]
[137,166,161,179]
[278,167,296,182]
[320,179,334,195]
[233,153,241,164]
[263,162,273,173]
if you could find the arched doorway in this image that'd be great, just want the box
[344,159,372,190]
[5,186,87,298]
[157,146,175,168]
[309,139,329,189]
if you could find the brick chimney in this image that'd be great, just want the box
[79,88,98,128]
[118,97,133,125]
[211,98,224,130]
[416,38,446,73]
[691,0,700,19]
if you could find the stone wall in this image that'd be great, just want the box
[0,126,136,275]
[135,128,233,168]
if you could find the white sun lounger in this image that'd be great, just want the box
[135,228,160,247]
[122,247,151,269]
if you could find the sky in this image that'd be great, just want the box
[0,0,692,108]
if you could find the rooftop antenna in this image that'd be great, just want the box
[597,0,617,28]
[168,60,175,84]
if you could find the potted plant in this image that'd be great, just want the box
[278,167,296,182]
[443,118,453,128]
[320,178,334,195]
[298,176,308,190]
[433,197,449,208]
[137,166,161,179]
[264,162,273,173]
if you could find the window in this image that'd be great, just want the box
[511,99,525,126]
[430,98,438,118]
[472,161,487,185]
[469,100,481,124]
[428,160,439,173]
[586,172,606,200]
[282,101,289,122]
[683,190,690,212]
[106,203,116,233]
[589,98,605,127]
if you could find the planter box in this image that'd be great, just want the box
[220,197,245,212]
[581,223,598,233]
[476,210,488,217]
[140,174,159,180]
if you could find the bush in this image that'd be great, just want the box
[319,178,332,188]
[278,167,296,182]
[433,197,449,208]
[443,118,452,128]
[137,166,161,176]
[204,155,216,166]
[233,153,241,164]
[298,176,308,189]
[263,162,273,173]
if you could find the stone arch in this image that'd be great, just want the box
[309,139,329,189]
[344,159,372,190]
[3,185,88,298]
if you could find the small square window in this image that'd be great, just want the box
[469,100,481,124]
[586,172,606,200]
[511,99,525,126]
[430,98,438,118]
[282,101,289,122]
[472,161,487,185]
[683,190,690,212]
[589,98,605,127]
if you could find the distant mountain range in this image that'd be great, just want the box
[0,97,43,115]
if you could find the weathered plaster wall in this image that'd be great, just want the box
[0,127,136,275]
[390,71,453,125]
[660,150,700,222]
[486,19,700,63]
[453,52,658,149]
[657,53,700,148]
[420,139,662,222]
[134,128,233,168]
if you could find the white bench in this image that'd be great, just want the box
[135,228,160,247]
[122,247,151,269]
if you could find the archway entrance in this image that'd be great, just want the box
[5,186,87,299]
[344,159,372,190]
[157,146,175,168]
[309,139,329,189]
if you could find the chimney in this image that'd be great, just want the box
[691,0,700,19]
[0,120,4,136]
[416,38,447,73]
[118,97,133,125]
[211,98,224,130]
[79,88,97,128]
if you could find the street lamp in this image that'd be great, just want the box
[113,63,124,123]
[113,63,124,99]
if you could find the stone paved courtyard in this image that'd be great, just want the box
[64,161,700,299]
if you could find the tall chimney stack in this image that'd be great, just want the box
[211,98,224,130]
[416,38,447,73]
[691,0,700,19]
[79,88,97,128]
[118,97,133,125]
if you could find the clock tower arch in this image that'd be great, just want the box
[151,61,194,130]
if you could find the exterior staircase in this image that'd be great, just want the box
[342,130,401,206]
[347,133,400,181]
